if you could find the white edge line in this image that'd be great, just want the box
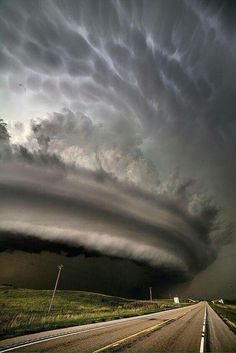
[0,310,174,352]
[200,303,207,353]
[0,304,196,353]
[0,323,126,353]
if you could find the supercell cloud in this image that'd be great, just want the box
[0,157,214,272]
[0,0,235,297]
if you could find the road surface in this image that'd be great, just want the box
[0,302,235,352]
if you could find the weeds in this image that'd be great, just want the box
[0,286,187,339]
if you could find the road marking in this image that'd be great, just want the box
[93,319,174,353]
[0,322,137,353]
[93,309,196,353]
[0,305,197,353]
[200,304,207,353]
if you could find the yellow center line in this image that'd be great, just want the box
[93,320,171,353]
[93,309,194,353]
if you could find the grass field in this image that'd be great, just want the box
[210,301,236,334]
[0,285,190,340]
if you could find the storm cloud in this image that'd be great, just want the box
[0,149,228,282]
[1,0,236,136]
[0,0,236,297]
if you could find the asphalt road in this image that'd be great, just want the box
[0,302,235,352]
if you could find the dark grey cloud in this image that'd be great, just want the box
[0,110,234,296]
[0,251,179,298]
[0,0,235,297]
[0,141,230,284]
[0,230,101,258]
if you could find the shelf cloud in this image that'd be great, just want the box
[0,136,231,283]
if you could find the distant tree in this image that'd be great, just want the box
[0,118,10,141]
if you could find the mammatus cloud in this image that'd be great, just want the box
[1,0,236,139]
[0,0,235,295]
[1,1,235,210]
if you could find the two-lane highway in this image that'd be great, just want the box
[0,302,235,352]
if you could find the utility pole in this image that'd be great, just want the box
[149,286,153,301]
[48,264,63,314]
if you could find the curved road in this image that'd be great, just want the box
[0,302,235,352]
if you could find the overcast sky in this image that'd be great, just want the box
[0,0,235,299]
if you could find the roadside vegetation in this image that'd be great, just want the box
[210,301,236,334]
[0,285,190,339]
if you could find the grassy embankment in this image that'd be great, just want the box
[210,301,236,334]
[0,285,190,340]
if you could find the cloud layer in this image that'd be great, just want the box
[1,0,236,139]
[0,0,236,295]
[0,139,229,282]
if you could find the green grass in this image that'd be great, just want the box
[209,301,236,334]
[0,285,189,340]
